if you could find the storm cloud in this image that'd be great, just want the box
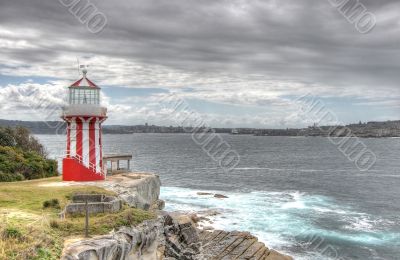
[0,0,399,126]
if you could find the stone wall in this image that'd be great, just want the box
[64,194,122,215]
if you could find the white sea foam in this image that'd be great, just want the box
[161,186,398,260]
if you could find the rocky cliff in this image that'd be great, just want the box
[61,173,292,260]
[61,213,292,260]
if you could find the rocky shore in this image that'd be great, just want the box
[61,173,292,260]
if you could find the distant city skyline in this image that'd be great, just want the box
[0,0,399,128]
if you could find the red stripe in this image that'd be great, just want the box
[76,118,83,158]
[66,122,71,158]
[89,118,96,168]
[99,122,103,171]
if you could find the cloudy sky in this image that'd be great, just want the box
[0,0,399,128]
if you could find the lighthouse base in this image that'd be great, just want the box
[62,158,105,182]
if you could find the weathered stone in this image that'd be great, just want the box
[214,194,229,199]
[93,173,161,210]
[265,249,293,260]
[197,192,213,196]
[64,195,122,215]
[222,238,257,259]
[72,194,104,202]
[156,199,165,210]
[180,224,199,245]
[62,214,292,260]
[251,247,268,260]
[188,213,201,223]
[237,241,265,259]
[207,230,223,241]
[203,226,214,231]
[62,218,164,260]
[218,237,245,259]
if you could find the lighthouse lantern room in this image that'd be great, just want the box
[62,68,107,181]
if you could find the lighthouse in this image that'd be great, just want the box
[62,68,107,181]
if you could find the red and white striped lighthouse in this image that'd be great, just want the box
[62,68,107,181]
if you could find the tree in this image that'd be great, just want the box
[0,127,15,147]
[0,126,47,157]
[0,126,57,182]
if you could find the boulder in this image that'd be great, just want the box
[94,173,161,210]
[214,194,229,199]
[197,192,213,196]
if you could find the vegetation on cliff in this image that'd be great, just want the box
[0,126,57,182]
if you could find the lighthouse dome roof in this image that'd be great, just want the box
[70,71,100,89]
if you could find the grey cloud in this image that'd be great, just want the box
[0,0,399,116]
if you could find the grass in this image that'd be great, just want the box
[0,176,155,260]
[0,177,113,214]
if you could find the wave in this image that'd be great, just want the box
[160,186,400,260]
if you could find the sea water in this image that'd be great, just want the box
[36,134,400,260]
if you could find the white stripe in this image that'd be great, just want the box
[95,119,100,172]
[82,119,90,167]
[70,118,76,157]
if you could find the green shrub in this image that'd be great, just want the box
[0,126,46,156]
[33,248,52,260]
[2,227,22,239]
[0,146,58,182]
[43,199,60,209]
[0,127,15,147]
[0,126,57,182]
[49,220,60,229]
[0,171,24,182]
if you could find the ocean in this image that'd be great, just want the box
[36,134,400,260]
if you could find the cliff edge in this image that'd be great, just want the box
[62,213,292,260]
[61,173,292,260]
[93,173,164,210]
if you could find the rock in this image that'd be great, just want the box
[94,173,161,210]
[175,214,194,226]
[202,226,214,231]
[58,213,295,259]
[214,194,229,199]
[198,209,220,217]
[197,192,229,198]
[198,230,293,260]
[156,199,165,210]
[163,214,201,260]
[188,213,200,223]
[62,214,202,260]
[61,219,164,260]
[197,192,213,196]
[179,223,199,245]
[266,249,293,260]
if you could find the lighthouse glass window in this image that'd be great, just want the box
[69,88,100,105]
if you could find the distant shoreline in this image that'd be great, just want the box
[34,133,399,138]
[1,119,399,138]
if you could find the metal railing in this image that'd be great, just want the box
[66,152,105,176]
